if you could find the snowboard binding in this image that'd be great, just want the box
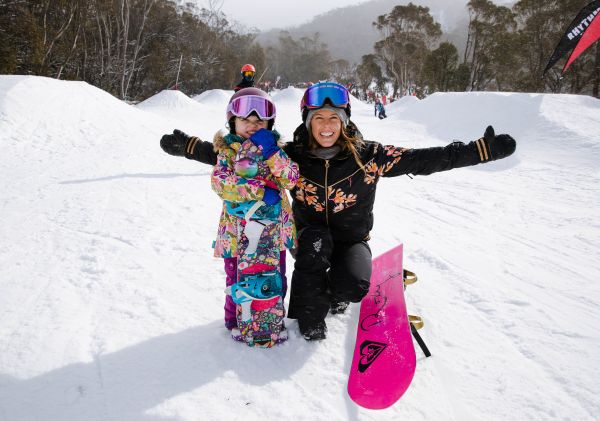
[403,269,432,358]
[225,200,281,222]
[226,271,283,322]
[225,197,287,348]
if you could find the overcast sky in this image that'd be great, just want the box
[194,0,515,31]
[195,0,370,30]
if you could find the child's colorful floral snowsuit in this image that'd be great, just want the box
[211,131,299,346]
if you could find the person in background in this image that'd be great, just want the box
[234,64,256,92]
[377,101,387,119]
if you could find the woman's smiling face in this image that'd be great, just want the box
[309,108,342,148]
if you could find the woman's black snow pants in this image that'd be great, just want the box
[287,225,372,325]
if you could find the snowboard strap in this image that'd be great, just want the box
[403,269,417,286]
[408,315,432,358]
[403,270,431,357]
[408,315,424,330]
[244,200,265,222]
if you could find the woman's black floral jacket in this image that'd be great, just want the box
[185,121,491,244]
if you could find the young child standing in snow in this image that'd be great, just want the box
[161,88,298,344]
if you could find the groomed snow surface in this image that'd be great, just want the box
[1,75,599,421]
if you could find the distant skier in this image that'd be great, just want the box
[377,101,387,119]
[374,98,380,117]
[234,64,256,92]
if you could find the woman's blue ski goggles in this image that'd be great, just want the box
[301,82,350,110]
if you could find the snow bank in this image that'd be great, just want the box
[0,75,150,144]
[538,94,600,145]
[138,89,204,111]
[348,91,372,113]
[194,89,234,106]
[386,95,420,114]
[271,86,303,105]
[138,89,226,138]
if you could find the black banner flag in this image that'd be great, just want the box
[543,1,600,76]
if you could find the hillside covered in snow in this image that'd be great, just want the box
[0,75,599,420]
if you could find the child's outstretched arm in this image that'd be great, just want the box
[160,130,218,165]
[375,125,516,178]
[249,129,299,190]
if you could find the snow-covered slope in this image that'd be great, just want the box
[1,75,599,421]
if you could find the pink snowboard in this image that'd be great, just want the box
[347,244,416,409]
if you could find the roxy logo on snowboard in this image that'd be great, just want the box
[358,340,388,372]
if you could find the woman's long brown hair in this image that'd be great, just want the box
[307,124,367,172]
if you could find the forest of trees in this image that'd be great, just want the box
[0,0,267,100]
[1,0,598,100]
[362,0,599,99]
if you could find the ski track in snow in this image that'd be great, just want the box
[0,75,599,421]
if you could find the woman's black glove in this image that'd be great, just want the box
[475,125,516,162]
[160,129,201,158]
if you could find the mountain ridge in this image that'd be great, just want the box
[255,0,473,64]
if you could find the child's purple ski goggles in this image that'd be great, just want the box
[226,95,276,120]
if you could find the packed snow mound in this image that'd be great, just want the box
[270,86,371,113]
[0,75,150,142]
[137,89,203,111]
[138,89,225,137]
[348,92,372,113]
[386,95,420,113]
[393,91,540,141]
[194,89,233,106]
[0,76,194,187]
[391,91,600,150]
[271,86,304,107]
[137,90,205,116]
[538,94,600,142]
